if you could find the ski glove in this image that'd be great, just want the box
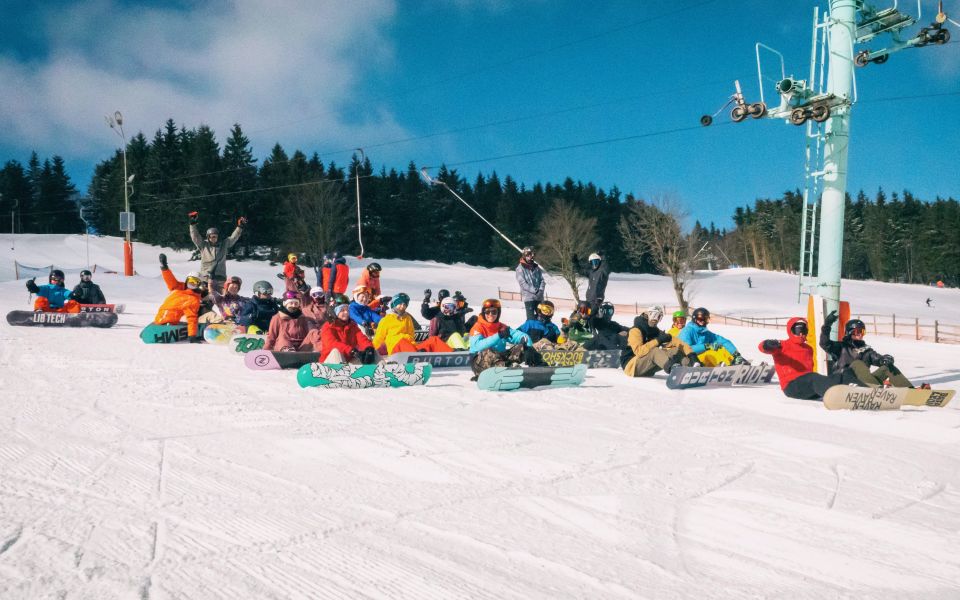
[731,352,749,365]
[188,211,199,225]
[498,327,512,340]
[880,354,895,367]
[360,347,378,364]
[762,339,781,352]
[422,289,431,303]
[159,253,168,270]
[824,310,839,327]
[26,278,39,294]
[685,352,701,366]
[656,332,672,345]
[237,216,248,228]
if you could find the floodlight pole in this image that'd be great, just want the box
[355,148,365,258]
[816,0,856,320]
[108,111,134,276]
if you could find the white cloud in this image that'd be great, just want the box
[0,0,407,163]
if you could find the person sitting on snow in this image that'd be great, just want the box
[584,302,628,351]
[205,275,247,323]
[70,270,106,305]
[561,301,594,344]
[265,291,320,352]
[320,299,378,364]
[667,310,687,337]
[237,280,279,334]
[423,295,471,350]
[468,298,538,377]
[349,285,383,336]
[355,262,388,308]
[26,269,81,313]
[621,305,699,377]
[760,317,869,400]
[153,253,203,342]
[372,293,452,355]
[302,286,330,327]
[819,311,923,389]
[678,307,749,366]
[519,300,581,352]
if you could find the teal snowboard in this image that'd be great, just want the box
[477,364,588,391]
[140,322,207,344]
[297,361,432,389]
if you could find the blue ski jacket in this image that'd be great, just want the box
[678,322,738,355]
[469,327,531,354]
[37,284,73,308]
[518,318,561,343]
[349,301,382,328]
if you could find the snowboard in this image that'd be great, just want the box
[540,349,621,368]
[203,323,246,344]
[229,333,267,354]
[823,385,955,410]
[297,361,432,389]
[477,364,588,391]
[79,303,125,314]
[246,350,321,371]
[413,328,430,343]
[139,322,207,344]
[6,310,118,328]
[665,363,775,390]
[388,351,472,369]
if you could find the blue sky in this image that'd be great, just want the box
[1,0,958,229]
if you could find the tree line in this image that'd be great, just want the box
[1,119,957,293]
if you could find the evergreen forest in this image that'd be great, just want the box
[0,119,957,286]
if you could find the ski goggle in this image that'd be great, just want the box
[49,274,64,283]
[255,290,272,297]
[791,321,809,336]
[577,305,591,316]
[185,277,201,289]
[536,303,554,317]
[441,303,456,315]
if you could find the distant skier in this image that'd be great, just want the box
[70,270,106,305]
[678,307,749,366]
[747,277,752,289]
[153,254,203,343]
[926,297,932,307]
[621,305,699,377]
[26,269,80,313]
[188,211,246,288]
[759,317,867,400]
[820,311,926,388]
[282,253,307,294]
[236,280,279,333]
[515,246,545,321]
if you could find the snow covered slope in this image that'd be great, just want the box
[2,235,960,598]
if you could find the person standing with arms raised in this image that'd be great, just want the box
[188,211,246,289]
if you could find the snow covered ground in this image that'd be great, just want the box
[1,234,960,599]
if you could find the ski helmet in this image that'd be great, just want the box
[80,269,92,281]
[352,285,370,302]
[692,307,710,324]
[597,302,615,321]
[366,262,382,274]
[521,246,535,260]
[309,286,325,301]
[391,293,410,309]
[536,300,555,318]
[252,280,273,296]
[645,305,664,323]
[438,289,450,301]
[576,300,591,317]
[672,310,687,327]
[844,318,866,338]
[185,271,202,289]
[588,252,601,262]
[790,318,809,337]
[206,227,219,237]
[440,296,457,315]
[331,293,350,307]
[481,298,501,320]
[287,253,297,263]
[49,269,65,284]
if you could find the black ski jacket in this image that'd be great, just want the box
[70,281,106,304]
[585,317,628,352]
[585,261,610,304]
[819,322,886,374]
[237,297,280,332]
[429,312,468,341]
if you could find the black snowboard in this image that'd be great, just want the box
[665,363,775,390]
[6,310,118,328]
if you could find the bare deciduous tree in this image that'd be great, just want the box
[618,195,694,312]
[284,180,353,269]
[535,199,599,301]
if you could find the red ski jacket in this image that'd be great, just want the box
[759,317,813,391]
[320,317,371,361]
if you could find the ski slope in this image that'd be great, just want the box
[2,234,960,599]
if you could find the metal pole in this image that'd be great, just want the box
[355,148,365,258]
[816,0,856,333]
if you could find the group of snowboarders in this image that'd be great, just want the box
[18,212,931,399]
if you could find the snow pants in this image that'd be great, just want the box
[34,297,80,313]
[470,343,532,376]
[624,346,691,377]
[154,310,199,337]
[847,359,912,388]
[697,347,736,367]
[444,332,470,350]
[783,371,855,400]
[533,339,583,352]
[390,336,452,354]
